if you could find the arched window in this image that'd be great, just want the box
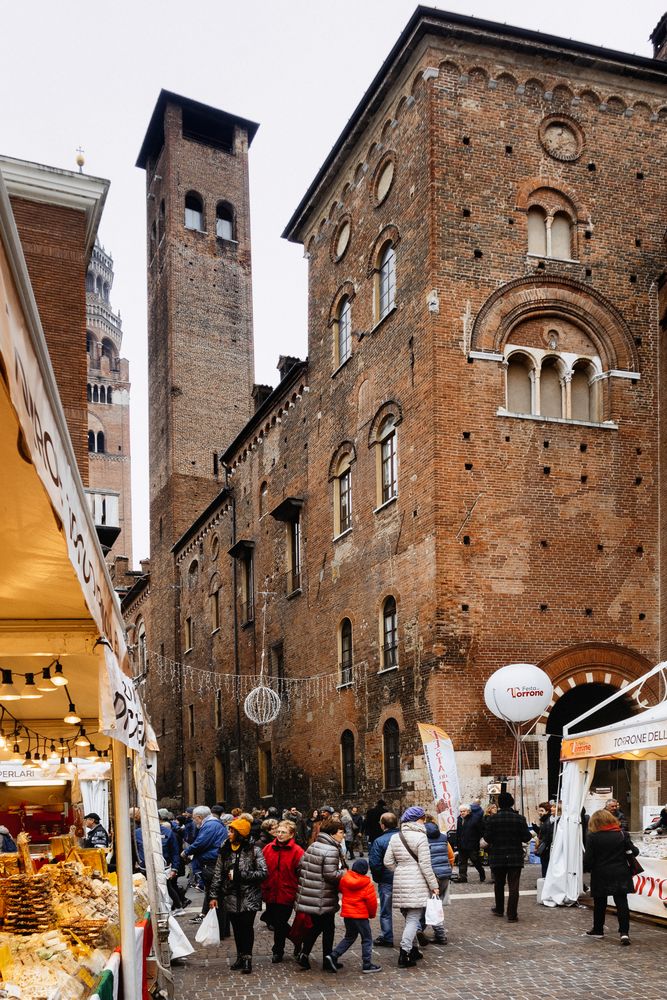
[334,453,353,536]
[150,220,157,256]
[341,730,356,793]
[106,388,113,405]
[506,353,533,414]
[86,384,92,402]
[540,357,563,418]
[335,297,352,368]
[378,416,397,504]
[88,430,95,452]
[259,481,268,516]
[159,199,165,241]
[216,202,234,241]
[339,618,353,685]
[101,338,114,362]
[93,385,99,403]
[383,718,401,789]
[137,619,147,674]
[571,360,596,422]
[188,559,199,590]
[209,575,221,632]
[382,596,398,669]
[377,242,396,320]
[86,271,94,293]
[184,192,204,231]
[86,332,93,353]
[96,431,105,453]
[527,206,547,256]
[551,212,572,259]
[96,275,103,296]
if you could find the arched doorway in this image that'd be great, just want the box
[546,682,637,803]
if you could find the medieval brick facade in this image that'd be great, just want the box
[131,12,667,824]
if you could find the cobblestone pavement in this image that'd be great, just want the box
[170,865,665,999]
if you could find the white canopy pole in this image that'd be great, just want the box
[563,660,667,736]
[112,742,139,1000]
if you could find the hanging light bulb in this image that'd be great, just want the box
[36,667,58,692]
[0,731,6,750]
[55,757,71,779]
[10,743,22,765]
[87,743,99,760]
[20,674,43,700]
[49,743,59,761]
[51,661,69,687]
[74,727,90,748]
[24,749,33,764]
[63,703,81,725]
[0,670,21,701]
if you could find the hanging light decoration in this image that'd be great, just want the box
[55,757,71,779]
[36,667,58,692]
[244,683,281,725]
[0,671,21,701]
[74,727,90,748]
[0,731,6,750]
[23,749,33,764]
[20,674,42,700]
[63,703,81,725]
[51,661,69,687]
[87,743,99,760]
[9,743,22,765]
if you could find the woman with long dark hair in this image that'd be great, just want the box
[583,808,639,945]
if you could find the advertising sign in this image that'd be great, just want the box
[418,723,460,832]
[561,719,667,761]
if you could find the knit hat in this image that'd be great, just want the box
[352,859,369,875]
[320,805,334,814]
[401,806,426,823]
[498,792,515,809]
[158,808,170,820]
[229,817,251,839]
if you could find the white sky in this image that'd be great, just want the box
[1,0,664,566]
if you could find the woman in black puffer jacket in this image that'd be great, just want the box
[210,818,267,974]
[294,819,347,970]
[583,808,639,945]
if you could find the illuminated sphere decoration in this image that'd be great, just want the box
[244,683,281,725]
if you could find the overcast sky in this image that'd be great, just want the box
[1,0,664,566]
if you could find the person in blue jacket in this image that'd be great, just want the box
[368,811,399,947]
[158,809,189,913]
[418,816,452,945]
[183,806,228,919]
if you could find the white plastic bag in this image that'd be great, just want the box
[168,915,195,959]
[425,896,444,926]
[195,907,221,946]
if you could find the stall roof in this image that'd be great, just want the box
[561,698,667,761]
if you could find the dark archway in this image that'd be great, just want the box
[546,683,636,800]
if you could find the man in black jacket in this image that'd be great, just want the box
[483,793,531,922]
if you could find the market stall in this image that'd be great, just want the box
[0,173,165,998]
[541,661,667,920]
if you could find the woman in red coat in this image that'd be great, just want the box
[262,820,304,962]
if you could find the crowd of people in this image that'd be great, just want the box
[137,792,646,975]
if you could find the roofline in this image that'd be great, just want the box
[136,89,260,169]
[120,573,149,612]
[282,5,667,242]
[171,486,231,555]
[221,360,308,464]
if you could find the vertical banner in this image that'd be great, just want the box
[418,723,460,832]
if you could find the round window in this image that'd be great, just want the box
[211,534,220,560]
[374,158,395,206]
[333,219,351,260]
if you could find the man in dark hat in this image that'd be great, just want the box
[83,812,109,849]
[482,793,531,922]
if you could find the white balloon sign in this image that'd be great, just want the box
[484,663,553,723]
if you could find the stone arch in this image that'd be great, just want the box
[515,178,588,222]
[328,280,356,327]
[381,119,395,145]
[495,71,518,91]
[579,88,601,107]
[438,59,461,77]
[368,399,403,446]
[353,161,365,185]
[410,71,425,99]
[396,95,410,119]
[524,77,545,100]
[471,275,638,372]
[328,440,357,481]
[552,84,574,104]
[468,66,489,88]
[366,224,401,278]
[605,95,627,115]
[632,101,653,120]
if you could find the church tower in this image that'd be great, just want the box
[85,239,133,564]
[136,91,258,794]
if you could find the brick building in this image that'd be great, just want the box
[0,155,108,482]
[129,10,667,824]
[85,239,133,563]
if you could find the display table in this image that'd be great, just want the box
[629,854,667,920]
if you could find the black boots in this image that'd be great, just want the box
[409,946,424,962]
[229,956,244,970]
[398,948,416,968]
[241,956,252,974]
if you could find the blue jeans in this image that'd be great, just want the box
[378,883,393,943]
[332,917,373,967]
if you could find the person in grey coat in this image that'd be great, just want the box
[383,806,439,968]
[209,817,267,974]
[294,818,347,970]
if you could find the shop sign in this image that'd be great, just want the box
[562,718,667,760]
[418,722,460,831]
[629,855,667,919]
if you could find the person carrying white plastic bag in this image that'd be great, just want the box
[195,907,220,947]
[424,896,444,926]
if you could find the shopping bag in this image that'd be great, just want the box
[195,907,221,946]
[287,911,313,946]
[168,915,195,959]
[425,896,444,926]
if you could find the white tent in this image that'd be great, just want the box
[542,662,667,910]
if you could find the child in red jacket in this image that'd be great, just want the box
[324,859,381,974]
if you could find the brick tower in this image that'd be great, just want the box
[85,239,133,564]
[136,91,258,797]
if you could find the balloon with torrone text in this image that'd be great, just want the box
[484,663,553,723]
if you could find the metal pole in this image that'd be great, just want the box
[111,741,139,1000]
[518,725,525,817]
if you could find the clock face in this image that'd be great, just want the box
[539,116,583,161]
